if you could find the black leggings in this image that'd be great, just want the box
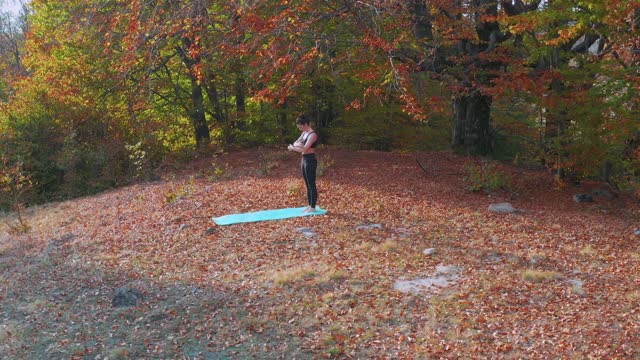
[301,154,318,208]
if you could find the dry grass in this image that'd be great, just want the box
[107,347,131,360]
[272,266,319,285]
[325,270,348,281]
[377,239,399,253]
[286,180,301,196]
[580,245,596,256]
[522,269,561,282]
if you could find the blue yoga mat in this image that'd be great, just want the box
[212,207,327,226]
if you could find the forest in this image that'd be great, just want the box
[1,1,640,359]
[0,0,637,209]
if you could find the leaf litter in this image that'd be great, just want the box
[1,148,639,358]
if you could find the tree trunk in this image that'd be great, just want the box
[176,39,210,148]
[412,0,433,40]
[543,76,571,179]
[203,74,225,124]
[188,77,210,148]
[312,77,335,132]
[202,72,231,143]
[452,91,493,155]
[234,75,246,131]
[235,76,246,115]
[279,99,288,142]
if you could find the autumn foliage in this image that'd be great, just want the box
[0,2,639,357]
[0,1,639,200]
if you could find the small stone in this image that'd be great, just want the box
[59,233,75,243]
[529,254,547,265]
[423,248,437,256]
[568,58,581,68]
[297,227,315,237]
[435,265,462,276]
[488,203,517,213]
[573,193,593,203]
[112,287,143,308]
[484,250,502,263]
[568,279,586,296]
[356,223,383,231]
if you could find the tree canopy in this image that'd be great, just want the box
[0,0,639,204]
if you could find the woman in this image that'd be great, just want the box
[287,114,319,213]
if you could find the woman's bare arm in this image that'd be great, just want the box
[288,133,317,154]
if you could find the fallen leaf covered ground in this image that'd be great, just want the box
[1,148,639,359]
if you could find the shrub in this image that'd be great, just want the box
[317,155,334,177]
[0,157,33,232]
[464,161,511,192]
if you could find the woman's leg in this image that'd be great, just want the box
[302,155,318,209]
[302,159,312,207]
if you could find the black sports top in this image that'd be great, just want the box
[302,131,317,148]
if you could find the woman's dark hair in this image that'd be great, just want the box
[295,114,310,125]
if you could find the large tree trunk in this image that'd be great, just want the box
[452,91,493,155]
[410,0,493,157]
[448,1,499,155]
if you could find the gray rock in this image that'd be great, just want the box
[570,34,589,52]
[568,279,586,295]
[435,265,462,276]
[483,250,502,263]
[594,74,611,86]
[394,264,461,294]
[49,233,75,247]
[112,287,144,308]
[59,233,75,243]
[394,277,455,294]
[297,227,315,237]
[573,193,594,203]
[568,58,581,68]
[356,223,383,231]
[488,203,517,213]
[422,248,437,256]
[529,254,547,265]
[588,38,604,55]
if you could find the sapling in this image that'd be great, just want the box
[0,158,33,233]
